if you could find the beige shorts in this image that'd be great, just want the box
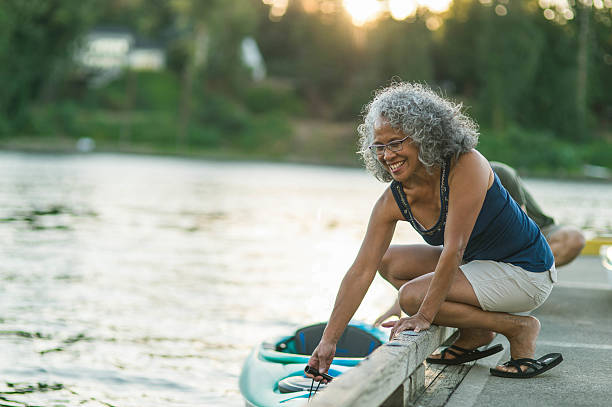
[460,260,557,313]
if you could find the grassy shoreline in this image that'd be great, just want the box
[2,133,611,182]
[0,134,361,167]
[7,70,610,179]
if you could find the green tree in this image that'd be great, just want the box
[433,0,485,98]
[168,0,257,146]
[476,1,544,131]
[94,0,174,39]
[586,3,612,137]
[285,2,359,118]
[518,11,579,140]
[370,18,433,84]
[437,1,546,130]
[0,0,96,133]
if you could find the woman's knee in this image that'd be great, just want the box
[378,246,401,282]
[398,281,423,314]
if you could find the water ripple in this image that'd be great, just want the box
[0,152,609,406]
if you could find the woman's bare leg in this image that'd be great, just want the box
[398,270,540,373]
[377,244,443,289]
[374,244,442,325]
[377,245,497,360]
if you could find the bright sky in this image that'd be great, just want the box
[263,0,453,26]
[343,0,453,26]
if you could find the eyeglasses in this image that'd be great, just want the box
[368,134,412,155]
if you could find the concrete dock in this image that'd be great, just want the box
[443,256,612,407]
[307,255,612,407]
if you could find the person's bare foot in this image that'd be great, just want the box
[494,315,541,373]
[428,328,496,361]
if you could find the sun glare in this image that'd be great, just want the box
[422,0,453,14]
[263,0,454,26]
[343,0,383,26]
[343,0,453,26]
[389,0,417,20]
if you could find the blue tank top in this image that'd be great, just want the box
[390,159,554,272]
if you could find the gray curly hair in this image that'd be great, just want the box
[357,82,479,182]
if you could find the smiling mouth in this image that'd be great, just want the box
[388,161,405,173]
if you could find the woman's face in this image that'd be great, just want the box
[372,117,420,182]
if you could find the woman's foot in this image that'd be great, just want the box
[494,315,541,373]
[427,328,496,362]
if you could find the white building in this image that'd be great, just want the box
[128,47,165,71]
[78,29,134,70]
[77,28,166,86]
[78,28,262,82]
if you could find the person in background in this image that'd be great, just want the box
[490,162,585,267]
[374,162,586,327]
[306,82,562,381]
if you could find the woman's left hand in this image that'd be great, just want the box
[381,314,431,340]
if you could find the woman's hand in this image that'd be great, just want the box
[306,341,336,383]
[381,313,431,340]
[373,298,402,327]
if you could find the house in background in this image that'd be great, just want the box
[77,28,166,87]
[77,27,265,85]
[78,28,133,70]
[128,45,165,71]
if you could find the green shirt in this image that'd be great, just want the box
[490,162,555,229]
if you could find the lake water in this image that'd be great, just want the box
[1,151,610,406]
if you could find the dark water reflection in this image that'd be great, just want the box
[0,152,610,406]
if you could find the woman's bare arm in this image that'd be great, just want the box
[307,188,399,375]
[321,189,398,343]
[416,150,492,323]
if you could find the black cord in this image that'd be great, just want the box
[307,379,322,402]
[308,378,315,401]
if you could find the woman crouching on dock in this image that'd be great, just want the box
[306,82,562,380]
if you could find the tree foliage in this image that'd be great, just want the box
[0,0,96,132]
[1,0,611,170]
[254,0,611,141]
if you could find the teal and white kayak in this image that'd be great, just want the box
[239,321,387,407]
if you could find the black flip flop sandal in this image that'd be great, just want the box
[490,353,563,378]
[426,343,504,365]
